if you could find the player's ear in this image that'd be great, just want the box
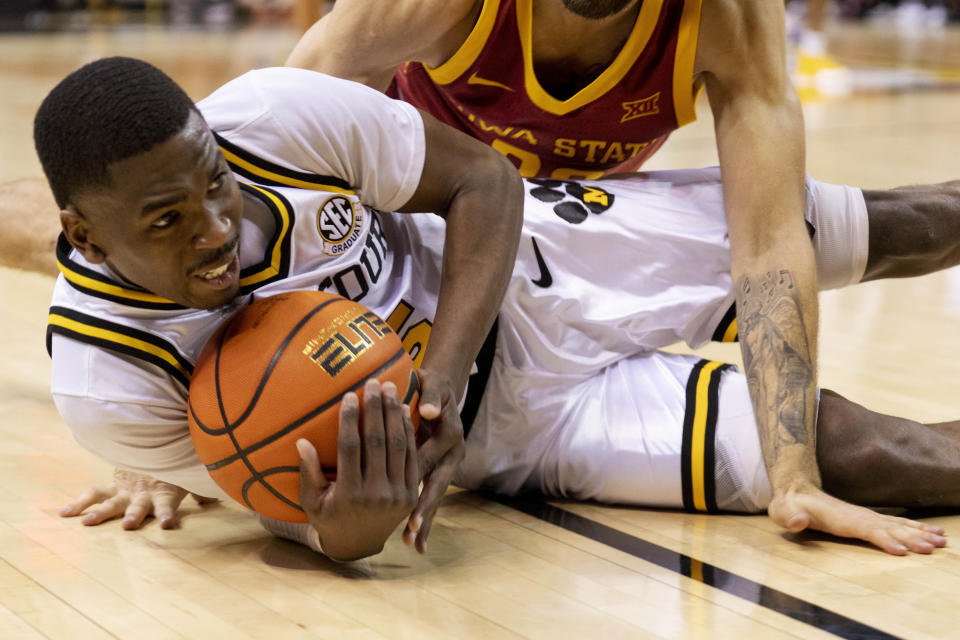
[60,205,107,264]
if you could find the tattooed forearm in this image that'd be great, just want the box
[736,270,815,461]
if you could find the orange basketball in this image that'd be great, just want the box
[187,290,420,522]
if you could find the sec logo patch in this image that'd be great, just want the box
[317,195,364,255]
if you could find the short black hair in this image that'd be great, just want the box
[34,56,197,209]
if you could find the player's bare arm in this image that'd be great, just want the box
[696,0,816,511]
[399,111,523,396]
[696,0,940,555]
[285,0,480,91]
[394,110,524,552]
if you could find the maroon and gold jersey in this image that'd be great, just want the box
[388,0,702,179]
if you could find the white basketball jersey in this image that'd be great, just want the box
[48,68,445,497]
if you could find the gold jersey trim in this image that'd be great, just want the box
[215,133,356,194]
[672,0,703,126]
[55,183,294,309]
[237,183,293,290]
[425,0,502,85]
[55,234,184,310]
[517,0,665,115]
[47,306,194,388]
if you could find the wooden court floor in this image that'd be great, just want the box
[1,21,960,640]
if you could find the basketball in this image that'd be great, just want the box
[187,291,420,522]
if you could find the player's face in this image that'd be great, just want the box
[67,111,244,309]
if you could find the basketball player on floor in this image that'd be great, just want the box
[0,0,925,550]
[286,0,856,549]
[36,58,960,560]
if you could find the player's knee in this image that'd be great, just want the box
[818,391,871,469]
[940,179,960,197]
[845,436,893,476]
[818,390,897,495]
[820,436,889,500]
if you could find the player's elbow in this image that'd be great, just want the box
[482,150,525,236]
[487,149,525,205]
[453,142,524,226]
[728,219,808,271]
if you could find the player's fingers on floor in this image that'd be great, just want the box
[152,492,185,529]
[893,524,946,551]
[402,525,416,548]
[402,405,419,495]
[80,494,131,526]
[411,464,456,552]
[361,379,388,479]
[121,493,154,530]
[416,424,461,481]
[414,503,441,554]
[868,520,941,555]
[869,529,909,556]
[893,530,935,554]
[153,505,179,529]
[895,518,948,542]
[899,518,946,535]
[412,465,451,525]
[60,486,116,516]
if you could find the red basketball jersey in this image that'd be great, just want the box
[389,0,702,179]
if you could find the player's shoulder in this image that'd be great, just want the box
[199,67,406,127]
[199,67,366,114]
[698,0,782,23]
[50,331,188,405]
[48,269,223,394]
[197,67,396,164]
[695,0,786,75]
[331,0,479,39]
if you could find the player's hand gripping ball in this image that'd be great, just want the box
[187,291,420,522]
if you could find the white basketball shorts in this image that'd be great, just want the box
[454,168,868,513]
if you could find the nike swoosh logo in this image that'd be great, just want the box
[531,237,552,288]
[467,71,515,92]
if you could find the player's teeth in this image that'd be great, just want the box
[202,263,229,279]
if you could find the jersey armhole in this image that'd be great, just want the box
[672,0,703,126]
[426,0,501,85]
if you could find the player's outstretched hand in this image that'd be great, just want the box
[404,367,465,554]
[298,379,419,561]
[768,484,947,555]
[59,469,216,530]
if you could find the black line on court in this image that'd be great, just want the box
[489,495,901,640]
